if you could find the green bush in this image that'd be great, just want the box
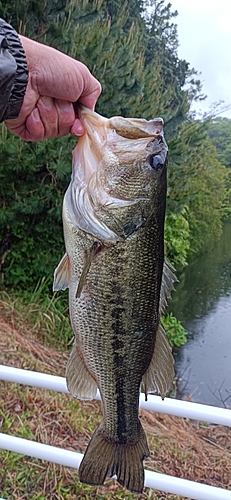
[161,312,187,347]
[164,209,190,268]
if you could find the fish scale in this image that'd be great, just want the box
[53,106,176,494]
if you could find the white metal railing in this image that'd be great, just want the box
[1,364,231,500]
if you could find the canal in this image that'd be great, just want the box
[170,222,231,408]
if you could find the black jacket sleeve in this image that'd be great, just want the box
[0,18,28,123]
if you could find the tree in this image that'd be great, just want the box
[1,0,227,288]
[143,1,203,134]
[0,128,75,286]
[167,119,230,253]
[0,0,149,287]
[208,117,231,169]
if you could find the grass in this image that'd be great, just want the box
[0,290,231,499]
[0,280,73,348]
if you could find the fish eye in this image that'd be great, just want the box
[149,154,164,171]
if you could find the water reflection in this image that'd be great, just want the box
[170,222,231,408]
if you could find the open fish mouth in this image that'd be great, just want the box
[78,104,164,139]
[77,106,166,171]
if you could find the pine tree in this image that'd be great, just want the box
[208,117,231,169]
[143,1,202,133]
[167,119,230,252]
[1,0,226,287]
[0,0,149,286]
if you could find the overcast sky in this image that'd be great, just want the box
[170,0,231,119]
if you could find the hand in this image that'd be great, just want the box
[5,36,101,141]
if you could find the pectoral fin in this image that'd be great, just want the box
[66,344,97,400]
[53,253,70,291]
[141,323,174,399]
[76,241,102,298]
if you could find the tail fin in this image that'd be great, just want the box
[78,422,149,494]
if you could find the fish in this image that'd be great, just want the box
[53,106,176,494]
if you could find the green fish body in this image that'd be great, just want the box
[53,107,176,494]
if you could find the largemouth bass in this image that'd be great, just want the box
[53,106,176,494]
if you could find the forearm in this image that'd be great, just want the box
[0,18,28,122]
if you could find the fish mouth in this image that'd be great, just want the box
[78,105,108,157]
[78,105,164,142]
[70,107,167,244]
[77,106,167,173]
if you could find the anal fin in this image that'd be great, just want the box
[53,253,70,291]
[142,323,174,399]
[66,345,97,401]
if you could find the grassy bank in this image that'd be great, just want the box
[0,292,231,499]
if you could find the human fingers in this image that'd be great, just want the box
[36,96,58,139]
[12,98,77,141]
[70,79,102,136]
[55,99,77,137]
[78,81,102,111]
[5,108,44,141]
[23,108,45,141]
[70,82,101,136]
[70,118,85,136]
[6,99,83,140]
[36,97,76,138]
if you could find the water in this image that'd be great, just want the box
[170,222,231,408]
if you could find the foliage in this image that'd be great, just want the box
[167,119,230,254]
[164,208,190,268]
[208,117,231,168]
[0,125,75,287]
[0,0,194,289]
[207,117,231,219]
[0,279,72,346]
[0,0,230,295]
[68,4,147,118]
[143,0,204,135]
[161,312,187,347]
